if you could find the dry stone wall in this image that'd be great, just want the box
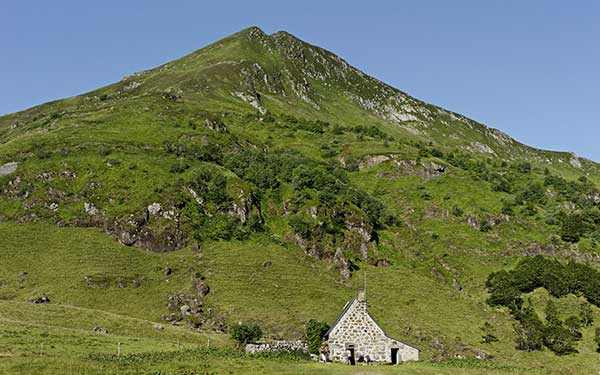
[245,340,308,354]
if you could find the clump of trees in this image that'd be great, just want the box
[231,323,263,346]
[486,256,600,355]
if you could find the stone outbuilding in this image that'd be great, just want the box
[326,291,419,365]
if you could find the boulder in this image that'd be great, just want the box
[93,327,108,335]
[31,296,50,304]
[0,162,18,176]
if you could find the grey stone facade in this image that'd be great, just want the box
[326,291,418,364]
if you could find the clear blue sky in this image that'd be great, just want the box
[2,1,598,160]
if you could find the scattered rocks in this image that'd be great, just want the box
[191,273,210,297]
[334,248,351,280]
[153,323,164,330]
[205,118,228,132]
[30,296,50,304]
[84,274,143,289]
[164,267,172,276]
[161,92,180,101]
[232,91,267,115]
[467,142,496,155]
[17,272,27,284]
[0,162,18,176]
[84,202,99,216]
[147,203,162,216]
[262,260,272,268]
[93,327,108,335]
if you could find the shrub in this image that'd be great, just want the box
[480,322,499,344]
[305,319,330,354]
[513,309,544,351]
[579,302,594,327]
[479,220,492,232]
[231,323,263,346]
[170,160,190,174]
[561,214,585,243]
[451,206,464,217]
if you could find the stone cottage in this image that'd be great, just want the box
[326,291,419,365]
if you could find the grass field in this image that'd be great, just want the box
[1,222,600,374]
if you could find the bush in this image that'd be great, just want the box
[451,206,464,217]
[231,323,263,346]
[170,160,190,174]
[480,322,499,344]
[561,214,585,243]
[479,220,492,232]
[306,319,330,354]
[579,302,594,327]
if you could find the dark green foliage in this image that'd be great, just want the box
[32,143,51,159]
[545,300,560,326]
[188,167,229,208]
[98,146,111,156]
[350,125,389,140]
[516,182,546,206]
[479,220,492,232]
[486,256,600,354]
[279,114,329,133]
[543,322,578,355]
[491,177,512,193]
[305,319,330,354]
[225,150,283,190]
[344,156,360,172]
[231,323,263,346]
[288,216,310,238]
[486,270,523,312]
[513,308,545,352]
[169,160,190,174]
[163,140,223,164]
[565,316,582,335]
[579,302,594,327]
[501,200,515,215]
[513,161,532,174]
[560,214,586,243]
[451,206,464,217]
[595,328,600,352]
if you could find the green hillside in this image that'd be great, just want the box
[1,27,600,374]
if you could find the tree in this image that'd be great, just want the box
[231,323,263,346]
[545,299,561,326]
[561,214,585,243]
[579,302,594,327]
[306,319,330,354]
[564,316,582,336]
[544,323,578,355]
[480,322,499,344]
[595,328,600,353]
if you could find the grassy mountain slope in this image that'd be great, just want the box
[2,27,600,374]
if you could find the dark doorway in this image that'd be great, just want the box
[349,348,355,365]
[391,348,399,365]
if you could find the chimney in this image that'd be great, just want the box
[357,290,366,302]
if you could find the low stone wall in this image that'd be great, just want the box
[245,340,308,354]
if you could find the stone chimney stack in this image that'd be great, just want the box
[357,290,366,302]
